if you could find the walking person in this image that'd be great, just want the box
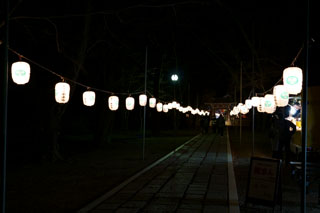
[217,112,225,136]
[275,110,296,164]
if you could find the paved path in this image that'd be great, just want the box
[79,131,239,213]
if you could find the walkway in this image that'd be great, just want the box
[78,131,240,213]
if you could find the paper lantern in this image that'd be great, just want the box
[156,103,163,112]
[83,91,95,106]
[149,97,156,108]
[264,94,276,114]
[126,97,135,110]
[273,85,289,107]
[11,61,31,85]
[240,105,249,114]
[163,104,169,113]
[172,101,177,109]
[283,67,303,95]
[232,106,239,114]
[251,96,260,107]
[55,82,70,103]
[168,103,173,110]
[108,96,119,111]
[139,94,147,106]
[245,99,253,109]
[257,97,266,113]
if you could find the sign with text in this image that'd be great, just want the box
[246,157,282,207]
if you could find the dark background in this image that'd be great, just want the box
[1,0,319,166]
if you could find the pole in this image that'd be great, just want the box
[1,0,9,212]
[240,61,242,145]
[252,93,255,157]
[301,0,309,212]
[142,47,147,161]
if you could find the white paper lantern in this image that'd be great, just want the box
[149,97,156,108]
[163,104,169,113]
[83,91,95,106]
[233,106,239,114]
[273,85,289,107]
[168,103,173,110]
[245,99,253,109]
[55,82,70,104]
[139,94,147,106]
[257,97,266,113]
[126,97,135,110]
[11,61,31,85]
[240,105,249,114]
[264,94,276,114]
[172,101,177,109]
[156,102,163,112]
[251,96,260,107]
[108,96,119,111]
[283,67,303,95]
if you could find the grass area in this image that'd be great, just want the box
[6,129,199,213]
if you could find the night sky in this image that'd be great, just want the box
[5,0,318,103]
[1,1,320,161]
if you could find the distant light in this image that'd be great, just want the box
[11,61,31,85]
[171,74,178,81]
[290,105,297,116]
[55,82,70,104]
[83,91,95,106]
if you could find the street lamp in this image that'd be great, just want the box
[171,74,179,134]
[171,74,178,82]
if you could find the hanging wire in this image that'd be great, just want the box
[8,48,202,110]
[8,48,144,96]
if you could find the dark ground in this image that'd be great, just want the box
[5,130,199,213]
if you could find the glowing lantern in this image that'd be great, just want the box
[172,101,177,109]
[11,61,31,85]
[283,67,303,95]
[156,103,163,112]
[55,82,70,104]
[191,109,196,115]
[126,97,135,110]
[233,106,239,114]
[245,99,253,109]
[108,96,119,111]
[257,97,265,113]
[149,97,156,108]
[264,94,276,114]
[168,103,173,109]
[251,96,260,107]
[139,94,147,106]
[83,91,95,106]
[163,104,169,113]
[240,105,249,114]
[273,85,289,107]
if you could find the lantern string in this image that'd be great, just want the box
[9,48,145,96]
[9,48,201,110]
[290,43,305,66]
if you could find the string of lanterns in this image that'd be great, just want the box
[10,49,210,116]
[230,66,303,116]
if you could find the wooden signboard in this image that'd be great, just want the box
[246,157,282,209]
